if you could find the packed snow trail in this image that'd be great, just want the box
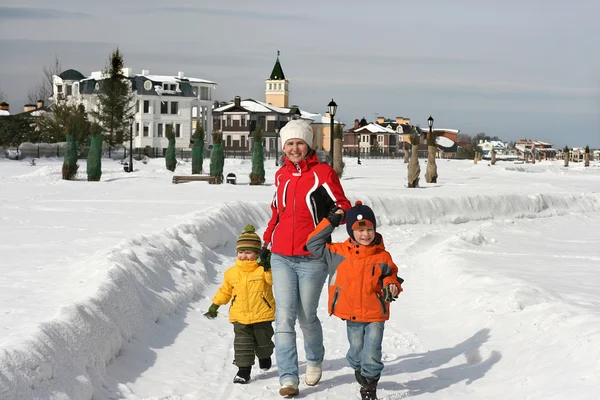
[107,212,600,400]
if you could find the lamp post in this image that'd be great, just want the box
[357,131,361,165]
[128,115,134,172]
[427,115,434,141]
[327,98,337,166]
[275,123,279,166]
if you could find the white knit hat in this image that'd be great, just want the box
[279,119,314,150]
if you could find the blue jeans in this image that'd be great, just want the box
[271,253,328,385]
[346,321,385,379]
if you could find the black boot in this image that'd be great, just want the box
[259,357,272,371]
[233,366,251,384]
[360,376,379,400]
[354,369,366,386]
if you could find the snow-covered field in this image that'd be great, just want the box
[1,156,599,400]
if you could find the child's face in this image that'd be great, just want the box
[353,226,375,246]
[237,250,258,261]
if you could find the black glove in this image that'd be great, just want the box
[382,285,397,303]
[258,246,271,272]
[326,207,344,227]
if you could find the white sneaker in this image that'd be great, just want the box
[305,363,322,386]
[279,381,299,397]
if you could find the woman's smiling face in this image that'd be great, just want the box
[284,139,309,163]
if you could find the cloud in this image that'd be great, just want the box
[0,7,90,20]
[138,6,315,21]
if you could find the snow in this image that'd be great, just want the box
[1,156,600,400]
[0,110,10,116]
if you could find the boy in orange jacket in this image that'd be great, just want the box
[307,201,403,400]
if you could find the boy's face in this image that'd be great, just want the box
[237,250,258,261]
[353,226,375,246]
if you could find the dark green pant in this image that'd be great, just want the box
[233,321,275,367]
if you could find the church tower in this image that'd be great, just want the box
[265,51,289,108]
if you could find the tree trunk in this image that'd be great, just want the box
[564,154,569,167]
[474,152,478,164]
[333,138,344,177]
[585,153,590,167]
[425,145,438,183]
[491,150,496,165]
[531,152,535,164]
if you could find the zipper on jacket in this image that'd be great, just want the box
[330,286,342,316]
[262,296,273,309]
[372,266,375,276]
[230,295,237,309]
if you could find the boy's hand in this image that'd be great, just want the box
[382,284,399,302]
[203,303,219,319]
[326,207,345,227]
[259,246,271,271]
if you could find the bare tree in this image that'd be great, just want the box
[0,86,6,103]
[27,55,61,104]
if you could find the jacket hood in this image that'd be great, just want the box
[235,259,260,272]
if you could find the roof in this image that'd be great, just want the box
[268,56,286,80]
[353,123,397,134]
[59,69,85,81]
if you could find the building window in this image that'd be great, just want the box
[143,100,150,113]
[56,85,63,93]
[226,115,231,127]
[143,124,149,137]
[226,135,232,147]
[378,135,384,144]
[269,83,272,90]
[161,101,168,114]
[192,106,198,118]
[66,85,72,96]
[157,123,163,138]
[200,87,210,100]
[241,115,246,126]
[241,135,246,148]
[171,102,178,115]
[136,100,139,113]
[175,123,181,138]
[135,122,139,137]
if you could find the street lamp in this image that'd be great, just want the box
[427,115,434,141]
[328,98,337,166]
[128,115,134,172]
[357,131,361,165]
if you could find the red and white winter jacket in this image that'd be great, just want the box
[263,152,351,256]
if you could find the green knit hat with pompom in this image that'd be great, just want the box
[236,224,262,253]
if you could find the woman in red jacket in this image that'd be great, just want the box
[261,119,351,397]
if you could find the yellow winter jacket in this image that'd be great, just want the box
[212,259,275,324]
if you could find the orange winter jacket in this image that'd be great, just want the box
[307,219,403,322]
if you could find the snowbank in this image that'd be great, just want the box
[1,190,599,399]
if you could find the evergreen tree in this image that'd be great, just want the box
[563,145,569,167]
[165,124,177,172]
[86,123,103,181]
[191,124,205,174]
[407,126,421,188]
[92,48,133,146]
[210,131,224,184]
[584,145,590,167]
[333,124,345,178]
[62,134,78,180]
[0,115,34,147]
[425,129,438,183]
[249,126,265,185]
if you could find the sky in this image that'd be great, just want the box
[0,0,599,147]
[1,154,600,399]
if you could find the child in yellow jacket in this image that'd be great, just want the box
[204,224,275,384]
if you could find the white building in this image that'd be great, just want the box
[52,68,217,149]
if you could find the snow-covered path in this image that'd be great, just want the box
[108,212,600,400]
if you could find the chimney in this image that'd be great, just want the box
[234,96,241,106]
[0,102,8,112]
[24,104,36,113]
[36,100,44,109]
[376,116,385,124]
[354,119,359,129]
[141,69,149,75]
[178,71,185,79]
[325,112,331,119]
